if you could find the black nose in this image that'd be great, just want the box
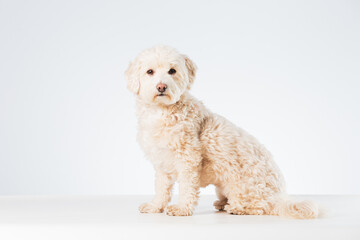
[156,83,167,93]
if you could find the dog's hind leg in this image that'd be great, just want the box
[222,183,248,215]
[222,182,270,215]
[242,199,269,215]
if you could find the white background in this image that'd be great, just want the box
[0,0,359,195]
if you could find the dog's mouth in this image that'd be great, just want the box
[153,93,171,102]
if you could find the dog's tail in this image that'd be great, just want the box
[270,194,319,219]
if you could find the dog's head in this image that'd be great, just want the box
[125,45,196,105]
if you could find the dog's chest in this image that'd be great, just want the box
[137,108,183,169]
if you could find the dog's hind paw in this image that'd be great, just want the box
[224,204,247,215]
[213,199,228,211]
[139,202,163,213]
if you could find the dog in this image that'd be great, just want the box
[125,45,318,218]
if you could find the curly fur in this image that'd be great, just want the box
[125,45,318,219]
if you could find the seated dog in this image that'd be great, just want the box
[125,45,318,218]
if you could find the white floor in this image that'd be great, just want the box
[0,195,359,240]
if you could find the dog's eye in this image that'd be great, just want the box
[168,68,176,75]
[147,69,154,75]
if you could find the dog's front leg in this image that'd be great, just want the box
[139,169,174,213]
[166,161,201,216]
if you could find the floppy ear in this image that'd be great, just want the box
[125,61,140,94]
[183,55,197,90]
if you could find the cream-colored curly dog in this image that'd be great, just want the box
[125,45,318,218]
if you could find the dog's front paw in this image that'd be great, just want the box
[165,205,193,216]
[139,202,163,213]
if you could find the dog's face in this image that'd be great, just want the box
[125,45,196,105]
